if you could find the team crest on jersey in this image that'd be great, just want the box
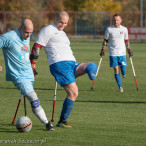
[120,31,124,34]
[21,45,29,52]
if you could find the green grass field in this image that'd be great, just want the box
[0,39,146,146]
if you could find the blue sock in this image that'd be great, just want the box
[61,98,75,120]
[115,74,122,88]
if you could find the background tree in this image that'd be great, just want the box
[120,0,139,11]
[0,0,42,11]
[64,0,121,11]
[42,0,64,11]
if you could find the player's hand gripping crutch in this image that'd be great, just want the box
[129,57,139,90]
[51,81,57,122]
[91,57,103,90]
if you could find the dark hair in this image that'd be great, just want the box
[113,14,121,19]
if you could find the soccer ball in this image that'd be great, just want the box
[16,116,32,132]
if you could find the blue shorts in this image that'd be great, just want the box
[50,61,80,86]
[13,78,34,96]
[110,56,127,67]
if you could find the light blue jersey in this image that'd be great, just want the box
[0,29,34,82]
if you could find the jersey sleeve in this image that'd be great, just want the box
[124,28,129,40]
[35,27,51,47]
[104,28,109,40]
[0,33,12,49]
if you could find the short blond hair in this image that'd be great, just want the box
[56,11,69,20]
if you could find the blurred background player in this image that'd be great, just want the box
[100,14,133,92]
[30,11,97,128]
[0,19,54,131]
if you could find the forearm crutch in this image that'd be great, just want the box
[24,96,27,116]
[10,94,27,125]
[91,57,103,90]
[129,57,139,91]
[51,81,57,122]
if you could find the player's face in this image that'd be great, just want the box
[55,16,69,31]
[113,16,122,28]
[20,26,33,40]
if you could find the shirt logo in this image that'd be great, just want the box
[21,45,29,53]
[120,31,124,34]
[19,52,29,61]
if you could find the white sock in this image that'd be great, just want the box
[32,106,48,126]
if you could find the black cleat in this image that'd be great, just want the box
[46,122,55,131]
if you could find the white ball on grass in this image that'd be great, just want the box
[16,116,32,132]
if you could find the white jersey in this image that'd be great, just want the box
[35,23,76,65]
[104,25,129,56]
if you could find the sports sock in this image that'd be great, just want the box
[26,92,49,126]
[60,98,75,120]
[32,106,49,126]
[114,74,122,88]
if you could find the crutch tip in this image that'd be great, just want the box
[91,87,94,90]
[51,119,54,122]
[9,123,14,126]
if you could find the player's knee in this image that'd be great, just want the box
[68,89,78,100]
[26,91,38,102]
[85,62,97,80]
[31,99,40,108]
[73,91,78,98]
[26,91,41,109]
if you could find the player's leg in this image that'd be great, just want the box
[57,83,78,128]
[114,66,123,91]
[120,66,126,78]
[75,62,97,80]
[50,61,78,128]
[119,55,127,78]
[13,79,54,131]
[25,91,54,131]
[110,56,123,92]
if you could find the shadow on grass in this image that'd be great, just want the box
[0,124,18,133]
[0,130,18,133]
[34,88,63,91]
[0,87,16,90]
[76,100,146,104]
[0,86,92,92]
[42,98,146,104]
[0,86,63,91]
